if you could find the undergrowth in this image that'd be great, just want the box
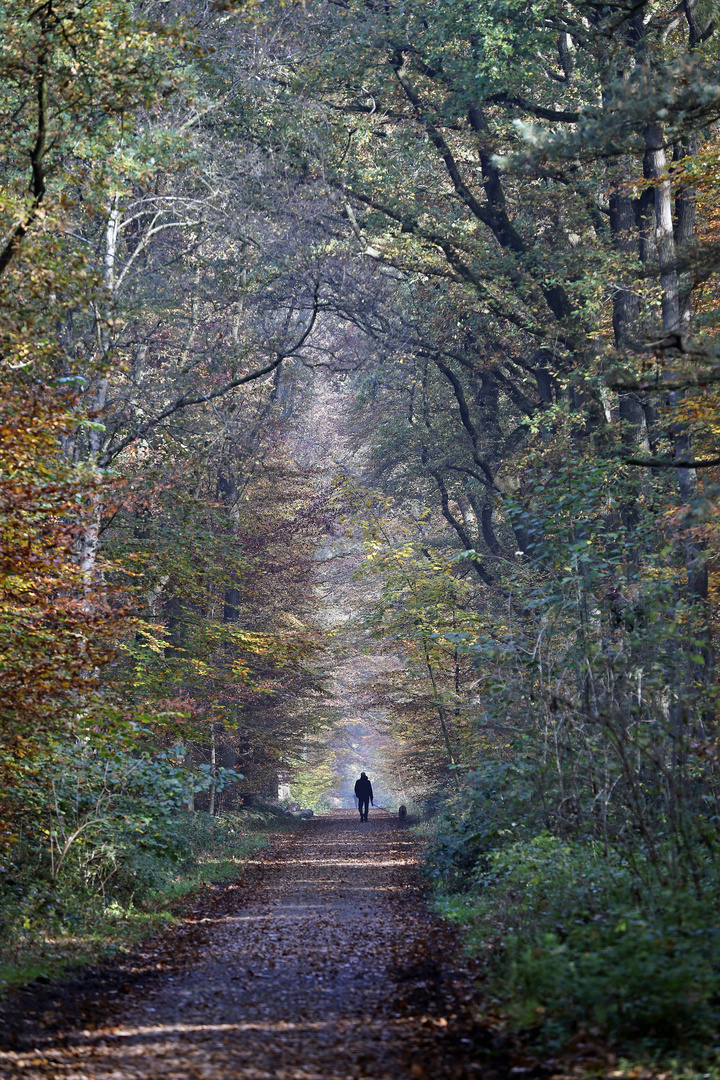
[423,795,720,1075]
[0,809,285,994]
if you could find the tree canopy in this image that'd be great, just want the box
[2,0,720,1060]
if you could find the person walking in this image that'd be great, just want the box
[354,772,373,822]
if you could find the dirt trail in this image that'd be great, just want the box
[0,812,509,1080]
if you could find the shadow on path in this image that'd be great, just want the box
[0,810,515,1079]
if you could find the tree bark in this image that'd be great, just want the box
[209,724,217,816]
[644,123,680,336]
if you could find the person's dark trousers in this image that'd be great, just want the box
[358,797,369,821]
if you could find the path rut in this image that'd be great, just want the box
[0,811,509,1080]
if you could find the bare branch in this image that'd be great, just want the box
[98,295,321,467]
[624,455,720,468]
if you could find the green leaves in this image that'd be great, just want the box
[438,832,720,1045]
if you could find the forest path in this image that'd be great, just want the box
[0,811,507,1080]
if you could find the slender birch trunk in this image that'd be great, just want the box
[644,123,680,337]
[209,724,217,816]
[79,198,118,592]
[644,127,709,613]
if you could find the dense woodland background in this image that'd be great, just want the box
[3,0,720,1062]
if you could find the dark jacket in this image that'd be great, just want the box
[354,775,373,801]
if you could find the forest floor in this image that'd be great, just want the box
[0,809,521,1080]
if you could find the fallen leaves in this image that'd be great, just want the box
[0,811,513,1079]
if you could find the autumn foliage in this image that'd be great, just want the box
[0,382,118,844]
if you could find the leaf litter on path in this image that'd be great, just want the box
[0,810,518,1079]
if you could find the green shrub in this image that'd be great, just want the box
[436,833,720,1049]
[423,755,542,891]
[0,716,267,994]
[0,810,269,992]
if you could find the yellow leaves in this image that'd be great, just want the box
[187,656,213,677]
[231,657,252,681]
[119,625,168,655]
[226,628,274,654]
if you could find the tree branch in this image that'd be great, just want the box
[0,24,48,277]
[624,455,720,468]
[98,298,320,467]
[391,52,496,232]
[431,356,499,489]
[427,467,497,586]
[488,92,581,123]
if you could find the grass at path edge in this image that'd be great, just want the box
[0,810,298,997]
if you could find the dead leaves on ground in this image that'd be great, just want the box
[0,812,509,1079]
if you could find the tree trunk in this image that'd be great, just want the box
[609,186,639,347]
[674,138,697,330]
[209,724,217,816]
[78,199,118,593]
[645,123,680,336]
